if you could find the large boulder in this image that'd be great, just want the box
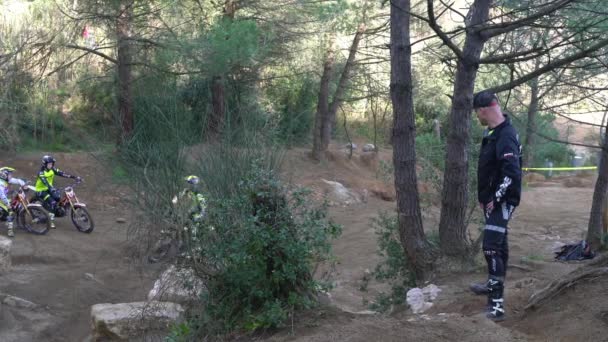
[0,236,12,272]
[91,301,184,341]
[320,179,361,205]
[147,265,206,305]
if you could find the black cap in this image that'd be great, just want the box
[473,90,498,109]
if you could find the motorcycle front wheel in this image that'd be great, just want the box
[71,205,94,233]
[18,205,51,235]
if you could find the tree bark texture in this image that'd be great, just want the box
[390,0,435,280]
[323,24,366,151]
[438,0,492,257]
[312,38,334,161]
[587,128,608,249]
[523,77,540,168]
[117,1,134,142]
[209,75,225,137]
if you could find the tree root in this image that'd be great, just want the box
[525,253,608,311]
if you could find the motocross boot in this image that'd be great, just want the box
[49,212,56,229]
[7,221,14,237]
[486,278,505,321]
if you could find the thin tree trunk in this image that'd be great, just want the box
[438,0,492,257]
[209,75,225,137]
[390,0,435,280]
[523,77,540,168]
[207,0,237,139]
[312,38,334,161]
[117,1,133,143]
[321,24,366,151]
[587,126,608,249]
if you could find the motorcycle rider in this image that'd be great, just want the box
[149,175,207,263]
[180,175,207,222]
[35,155,81,228]
[0,167,27,237]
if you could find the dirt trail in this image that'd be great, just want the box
[0,152,159,342]
[0,148,602,341]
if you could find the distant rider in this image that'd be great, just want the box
[0,167,27,237]
[35,155,81,228]
[149,175,207,263]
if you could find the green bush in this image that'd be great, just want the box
[266,75,317,146]
[369,212,415,312]
[175,160,341,336]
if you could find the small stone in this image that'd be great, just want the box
[116,218,127,223]
[2,294,37,309]
[362,144,376,152]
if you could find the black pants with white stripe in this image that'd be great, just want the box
[482,202,515,279]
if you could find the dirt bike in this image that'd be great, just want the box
[148,193,201,263]
[32,181,94,233]
[9,184,51,235]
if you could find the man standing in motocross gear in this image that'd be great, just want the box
[469,91,522,322]
[35,155,81,228]
[0,167,27,237]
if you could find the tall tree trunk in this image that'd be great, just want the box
[587,126,608,249]
[390,0,435,280]
[117,1,133,143]
[207,0,238,139]
[312,38,334,161]
[438,0,492,257]
[523,77,540,168]
[209,75,225,137]
[321,24,366,151]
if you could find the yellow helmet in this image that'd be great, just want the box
[0,167,15,181]
[185,175,200,185]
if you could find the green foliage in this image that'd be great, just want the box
[265,75,318,146]
[205,19,262,75]
[369,212,415,312]
[181,161,341,335]
[511,112,574,166]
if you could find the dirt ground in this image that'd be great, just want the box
[0,148,605,341]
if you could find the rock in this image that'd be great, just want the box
[148,265,206,305]
[421,284,442,301]
[0,236,12,272]
[85,273,105,285]
[345,142,357,150]
[2,294,37,309]
[362,144,376,152]
[116,218,127,224]
[321,179,360,205]
[406,284,442,314]
[91,301,184,341]
[406,288,433,314]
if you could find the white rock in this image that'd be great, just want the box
[148,265,206,305]
[406,284,441,314]
[321,179,360,205]
[91,301,184,341]
[362,143,376,152]
[422,284,442,301]
[345,142,357,150]
[0,236,12,272]
[406,288,433,314]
